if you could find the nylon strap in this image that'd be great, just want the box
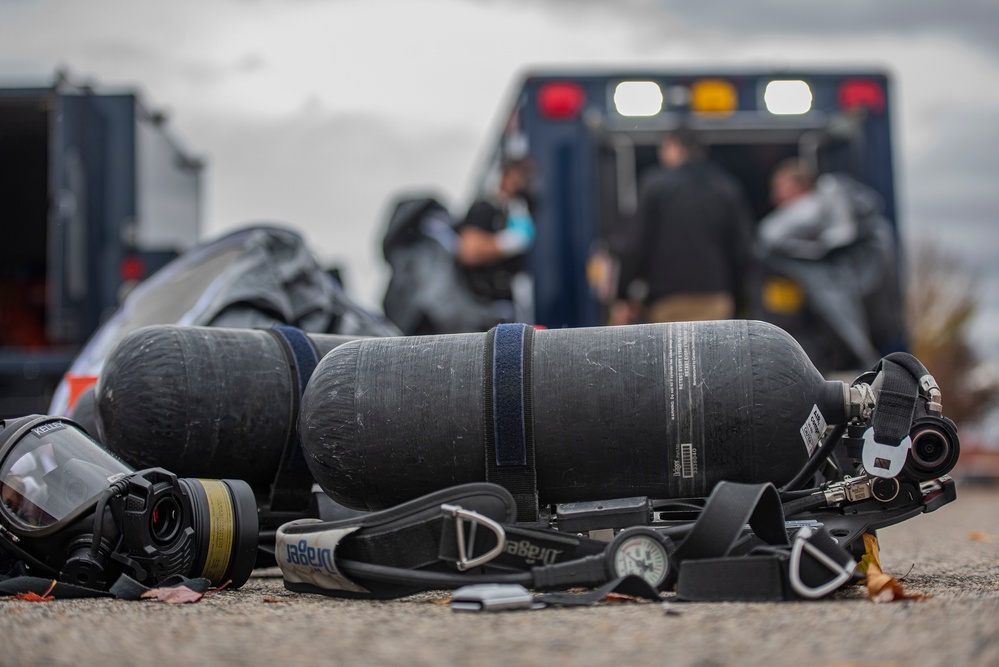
[670,482,855,601]
[677,555,788,601]
[482,324,539,522]
[0,573,211,600]
[536,574,662,607]
[266,325,321,511]
[337,512,603,572]
[670,482,788,565]
[0,575,112,599]
[871,357,918,446]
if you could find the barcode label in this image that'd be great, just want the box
[680,443,695,479]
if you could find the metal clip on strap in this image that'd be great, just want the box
[441,503,506,571]
[787,527,857,600]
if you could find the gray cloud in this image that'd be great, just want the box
[485,0,999,57]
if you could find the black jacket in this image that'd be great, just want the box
[618,160,756,311]
[457,198,526,303]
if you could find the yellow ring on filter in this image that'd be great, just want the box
[195,479,234,584]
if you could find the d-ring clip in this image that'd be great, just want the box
[441,503,506,571]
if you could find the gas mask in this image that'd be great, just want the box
[0,415,258,591]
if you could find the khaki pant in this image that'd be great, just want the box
[648,292,734,323]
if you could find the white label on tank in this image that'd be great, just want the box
[800,404,827,456]
[680,443,696,479]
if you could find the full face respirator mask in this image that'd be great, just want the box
[0,415,258,591]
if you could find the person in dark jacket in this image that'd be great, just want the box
[611,128,756,325]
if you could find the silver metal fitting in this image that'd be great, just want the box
[823,475,872,506]
[844,383,876,421]
[919,374,943,414]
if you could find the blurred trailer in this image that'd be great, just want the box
[474,69,902,366]
[0,73,202,417]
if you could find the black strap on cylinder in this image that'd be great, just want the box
[266,325,321,511]
[482,324,539,522]
[870,357,919,446]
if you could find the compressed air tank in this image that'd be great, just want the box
[96,325,360,490]
[300,320,850,511]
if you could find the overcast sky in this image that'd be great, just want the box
[2,0,998,361]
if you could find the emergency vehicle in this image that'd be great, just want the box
[0,73,202,416]
[474,69,901,350]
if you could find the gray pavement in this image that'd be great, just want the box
[2,484,998,667]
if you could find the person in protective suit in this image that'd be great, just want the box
[381,195,510,335]
[756,158,905,374]
[454,158,536,323]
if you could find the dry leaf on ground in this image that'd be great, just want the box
[858,533,931,603]
[140,585,205,604]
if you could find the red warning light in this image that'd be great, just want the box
[537,81,586,120]
[120,255,145,282]
[838,79,886,114]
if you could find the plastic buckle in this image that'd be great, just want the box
[440,503,506,571]
[788,527,857,599]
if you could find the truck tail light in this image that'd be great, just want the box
[838,79,886,114]
[120,255,145,282]
[538,82,586,120]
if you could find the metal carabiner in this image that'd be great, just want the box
[788,526,857,599]
[440,503,507,571]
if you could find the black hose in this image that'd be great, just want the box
[779,488,820,501]
[88,480,129,561]
[338,559,532,588]
[780,423,847,493]
[781,493,827,518]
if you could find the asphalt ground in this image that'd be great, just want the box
[2,483,997,667]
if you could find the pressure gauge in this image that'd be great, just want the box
[606,527,673,590]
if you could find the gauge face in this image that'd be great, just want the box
[610,531,670,588]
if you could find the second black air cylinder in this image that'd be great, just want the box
[96,324,359,490]
[299,320,850,511]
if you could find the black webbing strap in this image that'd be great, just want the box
[871,357,919,446]
[0,575,112,599]
[482,324,539,522]
[671,482,856,601]
[536,574,662,607]
[266,325,322,511]
[677,555,788,602]
[670,482,788,565]
[338,511,604,572]
[0,574,211,600]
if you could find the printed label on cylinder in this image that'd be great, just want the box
[800,404,827,456]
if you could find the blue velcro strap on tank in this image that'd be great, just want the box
[273,325,320,395]
[483,323,538,522]
[493,323,527,466]
[267,325,321,511]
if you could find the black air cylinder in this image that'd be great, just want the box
[300,320,849,510]
[96,325,359,488]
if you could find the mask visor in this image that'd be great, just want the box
[1,421,132,530]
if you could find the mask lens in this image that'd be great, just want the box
[0,421,132,530]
